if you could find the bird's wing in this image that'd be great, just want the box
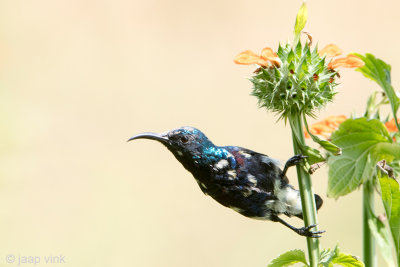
[223,146,289,191]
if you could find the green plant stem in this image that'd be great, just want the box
[363,180,377,267]
[363,95,377,267]
[289,114,320,267]
[393,113,400,132]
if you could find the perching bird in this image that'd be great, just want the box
[128,126,324,237]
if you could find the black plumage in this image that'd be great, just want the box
[128,126,324,237]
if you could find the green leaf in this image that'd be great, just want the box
[318,245,339,267]
[391,160,400,176]
[331,254,365,267]
[327,118,400,198]
[355,53,400,131]
[295,41,303,59]
[365,194,396,267]
[312,136,341,155]
[301,145,325,166]
[379,174,400,265]
[268,249,308,267]
[363,91,379,118]
[294,2,308,36]
[318,245,364,267]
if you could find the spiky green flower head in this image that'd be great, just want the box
[250,41,337,121]
[234,1,365,121]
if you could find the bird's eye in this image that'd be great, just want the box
[180,136,189,143]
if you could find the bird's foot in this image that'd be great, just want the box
[281,154,308,179]
[295,224,325,238]
[286,154,308,168]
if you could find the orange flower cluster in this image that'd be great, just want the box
[385,118,400,132]
[233,47,281,68]
[318,44,365,69]
[305,116,400,139]
[305,115,347,139]
[234,44,364,70]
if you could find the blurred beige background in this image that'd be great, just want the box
[0,0,398,266]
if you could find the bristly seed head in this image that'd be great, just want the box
[250,41,338,121]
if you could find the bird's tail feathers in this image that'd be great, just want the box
[293,193,323,220]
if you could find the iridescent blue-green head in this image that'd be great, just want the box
[128,127,216,170]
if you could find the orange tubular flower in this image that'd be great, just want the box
[319,44,365,69]
[305,115,347,139]
[234,47,282,68]
[306,116,399,140]
[385,118,400,132]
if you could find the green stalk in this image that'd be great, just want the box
[363,180,376,267]
[363,96,377,267]
[289,114,320,267]
[393,112,400,132]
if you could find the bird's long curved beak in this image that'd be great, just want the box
[127,132,170,145]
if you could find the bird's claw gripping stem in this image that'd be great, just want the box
[281,154,308,178]
[296,224,326,238]
[287,154,308,167]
